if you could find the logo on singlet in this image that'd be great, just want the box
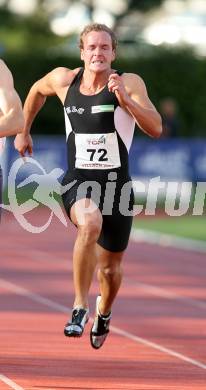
[91,105,114,114]
[66,106,85,115]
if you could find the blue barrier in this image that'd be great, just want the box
[130,138,206,182]
[1,136,206,187]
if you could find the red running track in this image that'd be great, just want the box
[0,210,206,390]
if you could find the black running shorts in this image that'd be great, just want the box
[61,176,134,252]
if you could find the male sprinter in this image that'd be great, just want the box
[14,23,162,349]
[0,59,24,218]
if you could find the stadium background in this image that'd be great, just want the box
[1,2,206,390]
[1,0,206,242]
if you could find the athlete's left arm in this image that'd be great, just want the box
[108,73,162,138]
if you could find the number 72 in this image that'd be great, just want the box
[87,148,108,162]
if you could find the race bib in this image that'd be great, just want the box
[75,132,121,170]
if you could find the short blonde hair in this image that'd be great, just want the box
[79,23,117,50]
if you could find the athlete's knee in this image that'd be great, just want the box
[78,213,102,245]
[100,263,122,280]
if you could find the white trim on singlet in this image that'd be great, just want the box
[114,106,135,152]
[64,108,73,140]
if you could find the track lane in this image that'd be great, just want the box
[1,211,206,389]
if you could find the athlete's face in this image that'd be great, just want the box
[80,31,116,72]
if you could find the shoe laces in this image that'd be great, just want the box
[71,308,88,325]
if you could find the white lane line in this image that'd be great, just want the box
[109,326,206,370]
[0,279,68,313]
[0,278,206,371]
[131,228,206,253]
[0,374,25,390]
[124,279,206,311]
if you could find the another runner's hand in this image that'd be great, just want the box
[108,73,130,107]
[14,133,33,157]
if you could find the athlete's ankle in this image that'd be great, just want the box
[73,299,89,310]
[98,298,111,318]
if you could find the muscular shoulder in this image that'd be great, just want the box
[121,72,146,92]
[47,67,81,89]
[0,59,13,88]
[0,59,9,74]
[121,72,155,109]
[35,66,80,101]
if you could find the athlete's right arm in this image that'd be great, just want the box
[14,67,76,157]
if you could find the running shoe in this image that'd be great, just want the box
[90,296,111,349]
[64,307,89,337]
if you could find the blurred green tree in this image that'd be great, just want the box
[0,0,205,138]
[129,0,165,12]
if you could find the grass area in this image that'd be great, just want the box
[133,216,206,241]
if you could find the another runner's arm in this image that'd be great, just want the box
[0,60,24,137]
[108,73,162,138]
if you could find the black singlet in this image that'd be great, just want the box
[62,68,135,252]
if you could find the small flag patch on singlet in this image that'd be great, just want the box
[91,105,114,114]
